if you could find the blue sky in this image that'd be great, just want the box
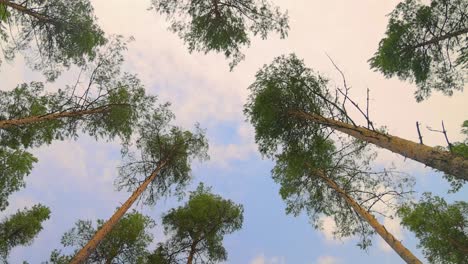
[1,1,467,263]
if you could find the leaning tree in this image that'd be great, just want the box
[70,104,209,264]
[245,54,468,181]
[48,211,155,264]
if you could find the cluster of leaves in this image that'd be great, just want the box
[151,0,289,68]
[48,211,155,264]
[369,0,468,101]
[0,204,51,261]
[398,193,468,264]
[147,183,243,264]
[0,0,106,80]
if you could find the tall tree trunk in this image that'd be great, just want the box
[0,0,51,22]
[186,240,197,264]
[70,160,168,264]
[0,104,124,129]
[315,170,422,264]
[290,110,468,180]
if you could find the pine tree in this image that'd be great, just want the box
[244,54,468,181]
[70,105,208,264]
[147,183,243,264]
[48,211,155,264]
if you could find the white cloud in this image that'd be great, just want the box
[250,254,286,264]
[316,255,341,264]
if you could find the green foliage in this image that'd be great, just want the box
[244,54,331,157]
[1,0,106,80]
[369,0,468,101]
[0,38,151,149]
[245,54,414,249]
[0,204,51,261]
[151,0,289,68]
[0,147,37,210]
[398,193,468,264]
[117,105,209,205]
[49,211,155,264]
[147,183,243,264]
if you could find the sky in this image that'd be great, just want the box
[1,0,467,263]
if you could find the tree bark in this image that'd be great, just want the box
[290,110,468,180]
[315,170,422,264]
[407,27,468,51]
[70,160,168,264]
[0,104,123,129]
[186,240,197,264]
[0,0,51,22]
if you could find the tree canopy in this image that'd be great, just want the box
[49,211,155,264]
[116,106,209,205]
[398,193,468,264]
[151,0,289,68]
[0,0,106,80]
[369,0,468,101]
[147,183,243,264]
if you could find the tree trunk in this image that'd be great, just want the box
[0,104,122,129]
[290,110,468,180]
[186,240,197,264]
[315,170,422,264]
[407,27,468,50]
[70,160,168,264]
[0,0,51,22]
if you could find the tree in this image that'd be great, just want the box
[258,125,419,262]
[244,54,428,262]
[244,54,468,181]
[151,0,289,68]
[0,0,106,80]
[0,38,153,207]
[369,0,468,101]
[48,211,155,264]
[0,204,50,261]
[398,193,468,264]
[70,105,209,264]
[146,183,243,264]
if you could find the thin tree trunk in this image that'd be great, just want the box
[315,170,422,264]
[0,0,51,22]
[407,28,468,50]
[186,240,197,264]
[0,104,124,129]
[70,160,168,264]
[290,110,468,180]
